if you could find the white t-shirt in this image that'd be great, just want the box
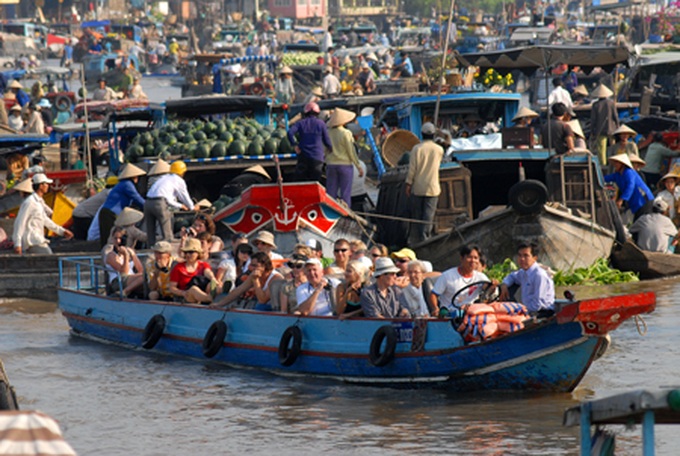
[432,267,489,310]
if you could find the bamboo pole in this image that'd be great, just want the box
[80,63,94,189]
[433,0,456,126]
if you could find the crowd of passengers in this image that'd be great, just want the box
[104,212,555,319]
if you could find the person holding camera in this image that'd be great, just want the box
[104,226,144,298]
[295,258,340,316]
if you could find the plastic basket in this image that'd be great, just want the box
[382,129,420,167]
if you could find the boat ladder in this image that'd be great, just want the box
[557,154,597,219]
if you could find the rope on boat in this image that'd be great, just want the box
[352,210,438,225]
[634,314,648,336]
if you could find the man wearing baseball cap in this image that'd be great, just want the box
[629,197,678,254]
[405,122,444,244]
[13,174,73,254]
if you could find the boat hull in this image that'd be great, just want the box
[610,240,680,279]
[415,206,615,272]
[58,288,641,391]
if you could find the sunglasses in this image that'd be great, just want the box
[287,262,305,269]
[395,258,409,263]
[371,253,381,258]
[334,248,349,253]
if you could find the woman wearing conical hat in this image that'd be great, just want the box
[98,163,146,248]
[326,108,363,206]
[607,124,638,163]
[604,153,654,220]
[590,84,618,166]
[275,66,295,104]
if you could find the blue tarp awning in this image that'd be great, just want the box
[81,20,111,29]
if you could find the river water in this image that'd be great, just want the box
[1,279,678,455]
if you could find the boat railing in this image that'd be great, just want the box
[59,254,150,298]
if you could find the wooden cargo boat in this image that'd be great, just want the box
[610,240,680,279]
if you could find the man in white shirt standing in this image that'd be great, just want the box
[322,66,341,98]
[144,159,197,246]
[548,77,573,110]
[13,175,73,254]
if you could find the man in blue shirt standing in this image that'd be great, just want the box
[287,102,332,182]
[605,153,654,220]
[499,243,554,316]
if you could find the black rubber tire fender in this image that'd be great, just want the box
[54,94,73,112]
[141,314,165,349]
[202,320,227,358]
[278,326,302,366]
[369,325,397,367]
[508,179,549,215]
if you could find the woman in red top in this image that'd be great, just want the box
[169,238,217,304]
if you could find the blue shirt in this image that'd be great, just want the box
[15,90,30,107]
[64,45,73,60]
[502,262,554,313]
[287,116,332,162]
[402,57,413,76]
[102,179,145,214]
[604,167,654,214]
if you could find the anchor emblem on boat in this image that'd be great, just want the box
[274,198,298,226]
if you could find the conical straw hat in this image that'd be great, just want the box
[115,207,144,226]
[573,84,589,96]
[327,108,356,128]
[612,124,636,136]
[13,179,34,194]
[567,120,585,139]
[628,154,645,166]
[512,106,539,122]
[244,165,271,179]
[280,66,293,74]
[118,163,146,180]
[591,84,613,98]
[609,153,633,169]
[148,159,171,176]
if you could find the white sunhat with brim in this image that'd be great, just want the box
[252,230,277,248]
[373,257,400,278]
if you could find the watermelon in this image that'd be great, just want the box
[194,143,211,159]
[244,126,258,138]
[178,122,192,132]
[263,138,279,155]
[247,141,264,156]
[225,118,234,130]
[144,144,156,156]
[126,144,144,162]
[278,136,295,154]
[193,130,207,142]
[216,121,227,134]
[219,131,233,143]
[228,140,247,156]
[174,130,185,141]
[204,122,218,134]
[159,150,171,161]
[232,131,246,142]
[211,142,227,158]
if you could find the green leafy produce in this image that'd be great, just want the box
[485,258,518,282]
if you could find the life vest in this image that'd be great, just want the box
[457,302,529,343]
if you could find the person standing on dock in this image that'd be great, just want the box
[12,175,73,255]
[288,102,333,182]
[405,122,444,244]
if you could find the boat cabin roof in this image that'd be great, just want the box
[164,95,271,118]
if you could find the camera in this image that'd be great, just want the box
[120,234,128,245]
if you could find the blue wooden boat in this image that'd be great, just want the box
[57,257,655,390]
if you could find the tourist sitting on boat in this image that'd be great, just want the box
[607,125,639,162]
[336,259,369,319]
[147,241,176,301]
[391,248,438,286]
[216,242,252,294]
[252,230,283,261]
[641,134,680,187]
[430,245,491,317]
[275,66,295,104]
[99,164,146,249]
[183,213,225,253]
[604,153,654,221]
[279,254,309,313]
[23,103,45,135]
[305,238,331,268]
[288,101,332,182]
[356,62,376,94]
[229,251,283,311]
[629,198,679,254]
[113,207,147,249]
[656,173,680,225]
[369,244,388,265]
[399,260,436,318]
[295,258,339,316]
[499,243,555,316]
[8,105,23,131]
[360,257,409,319]
[104,226,144,298]
[325,238,351,278]
[455,114,487,139]
[349,240,373,270]
[12,176,74,255]
[541,102,574,155]
[326,108,363,207]
[169,238,217,304]
[92,79,118,102]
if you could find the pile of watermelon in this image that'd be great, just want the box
[124,117,295,163]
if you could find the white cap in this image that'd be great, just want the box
[421,122,436,135]
[654,197,669,212]
[32,173,53,185]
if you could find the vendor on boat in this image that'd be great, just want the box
[604,153,654,220]
[12,175,74,255]
[498,243,555,317]
[456,114,486,138]
[7,80,30,107]
[640,133,680,187]
[92,78,118,102]
[607,125,639,162]
[326,107,363,207]
[590,84,619,166]
[430,245,491,317]
[99,164,146,248]
[656,172,680,225]
[629,198,678,254]
[288,101,333,182]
